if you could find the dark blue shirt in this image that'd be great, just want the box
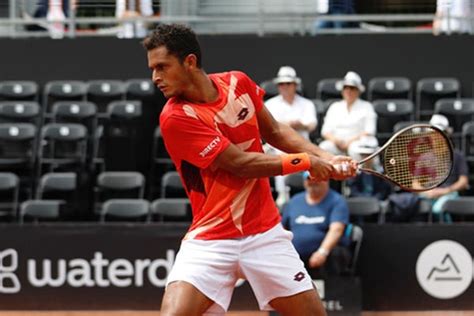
[281,190,349,262]
[440,150,468,187]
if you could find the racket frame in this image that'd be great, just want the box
[357,123,454,192]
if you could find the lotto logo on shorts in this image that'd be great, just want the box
[293,271,305,282]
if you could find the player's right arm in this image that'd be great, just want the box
[211,142,333,180]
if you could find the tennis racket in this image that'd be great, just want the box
[343,124,454,192]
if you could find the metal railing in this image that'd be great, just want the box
[1,0,473,38]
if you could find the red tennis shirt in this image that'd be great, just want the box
[159,71,280,240]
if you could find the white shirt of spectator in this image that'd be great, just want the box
[321,98,376,140]
[265,94,317,140]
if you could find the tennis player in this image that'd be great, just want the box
[143,24,357,316]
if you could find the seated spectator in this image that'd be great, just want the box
[265,66,317,206]
[319,71,378,160]
[282,172,351,277]
[346,145,392,200]
[265,66,317,141]
[420,114,469,222]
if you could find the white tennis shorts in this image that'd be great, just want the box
[166,223,314,314]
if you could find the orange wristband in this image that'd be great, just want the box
[281,153,311,175]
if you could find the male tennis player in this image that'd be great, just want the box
[143,24,357,316]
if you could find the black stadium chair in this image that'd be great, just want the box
[95,171,145,202]
[416,77,460,120]
[38,123,88,175]
[43,80,87,115]
[161,171,186,198]
[0,101,41,126]
[346,196,382,224]
[368,77,411,101]
[373,99,414,143]
[100,199,149,222]
[20,200,65,223]
[284,173,305,197]
[103,100,142,171]
[441,197,474,222]
[259,80,279,100]
[87,80,125,115]
[0,81,38,101]
[434,98,474,148]
[316,78,342,101]
[0,123,37,198]
[0,173,20,221]
[150,198,191,222]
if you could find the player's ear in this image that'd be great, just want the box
[184,54,198,69]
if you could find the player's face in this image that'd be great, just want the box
[147,46,191,98]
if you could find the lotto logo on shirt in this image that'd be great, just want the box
[199,136,221,157]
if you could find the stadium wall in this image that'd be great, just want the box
[0,34,472,98]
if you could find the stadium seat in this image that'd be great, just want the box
[416,77,460,120]
[102,100,142,171]
[462,121,474,188]
[393,120,429,133]
[434,98,474,148]
[100,199,149,222]
[346,196,382,224]
[38,123,88,175]
[441,197,474,222]
[284,173,305,197]
[86,80,125,115]
[344,224,363,276]
[94,171,145,215]
[125,79,155,99]
[150,198,191,222]
[367,77,412,101]
[309,99,329,142]
[19,200,64,223]
[161,171,186,198]
[0,173,20,221]
[35,172,78,220]
[373,99,414,143]
[149,127,175,199]
[259,80,278,100]
[0,101,41,126]
[51,101,97,132]
[43,80,87,115]
[316,78,342,101]
[0,123,37,198]
[0,81,38,101]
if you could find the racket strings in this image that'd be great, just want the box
[383,127,452,190]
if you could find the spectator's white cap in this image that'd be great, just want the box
[430,114,451,132]
[336,71,365,92]
[273,66,301,85]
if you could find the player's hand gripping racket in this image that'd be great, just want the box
[339,124,454,192]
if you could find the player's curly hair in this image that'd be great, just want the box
[142,24,202,68]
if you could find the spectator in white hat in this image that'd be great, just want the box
[265,66,317,206]
[421,114,469,222]
[319,71,378,160]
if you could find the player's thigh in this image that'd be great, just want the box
[269,289,327,316]
[161,280,214,316]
